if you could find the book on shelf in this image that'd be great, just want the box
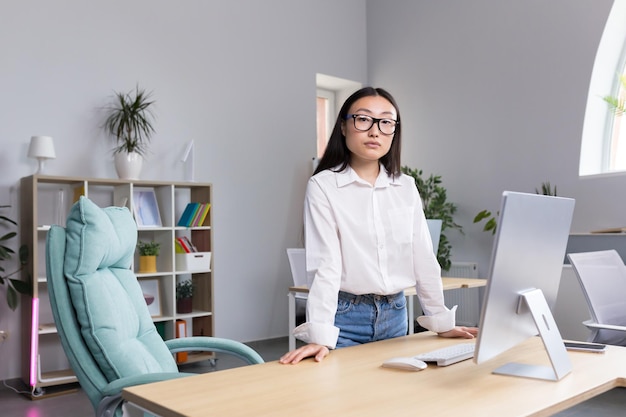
[176,237,192,253]
[175,320,188,363]
[590,227,626,234]
[192,203,211,227]
[177,202,211,227]
[175,236,197,253]
[72,185,85,203]
[177,203,199,227]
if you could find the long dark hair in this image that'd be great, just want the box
[313,86,402,177]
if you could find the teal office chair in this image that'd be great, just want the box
[46,197,264,417]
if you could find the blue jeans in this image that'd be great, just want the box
[335,291,407,348]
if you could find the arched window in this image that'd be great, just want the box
[580,0,626,176]
[605,68,626,170]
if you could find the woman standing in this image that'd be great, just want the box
[280,87,477,365]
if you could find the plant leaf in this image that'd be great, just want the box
[6,285,18,311]
[10,278,32,296]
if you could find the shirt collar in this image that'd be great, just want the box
[336,164,403,188]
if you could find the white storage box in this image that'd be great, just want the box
[176,252,212,272]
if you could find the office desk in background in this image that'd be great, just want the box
[123,332,626,417]
[288,277,486,350]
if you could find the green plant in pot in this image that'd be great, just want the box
[103,85,156,180]
[401,166,463,271]
[176,280,194,314]
[474,181,558,235]
[0,206,32,311]
[137,240,160,274]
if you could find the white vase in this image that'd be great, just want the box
[114,152,143,180]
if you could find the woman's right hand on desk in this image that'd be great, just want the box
[279,344,330,364]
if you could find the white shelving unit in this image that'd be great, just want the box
[20,174,214,395]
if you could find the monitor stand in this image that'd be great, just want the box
[492,288,572,381]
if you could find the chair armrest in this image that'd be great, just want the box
[101,372,191,396]
[164,336,264,365]
[583,320,626,332]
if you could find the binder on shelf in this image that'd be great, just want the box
[176,237,192,253]
[193,203,211,227]
[177,202,211,227]
[175,320,188,363]
[175,239,187,253]
[177,203,199,227]
[182,236,197,252]
[72,185,85,203]
[155,322,166,340]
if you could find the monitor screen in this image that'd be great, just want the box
[473,191,575,380]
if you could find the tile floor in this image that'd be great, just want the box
[1,337,625,417]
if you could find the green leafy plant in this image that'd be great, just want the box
[103,85,156,156]
[473,209,498,235]
[137,240,160,256]
[0,206,32,311]
[474,182,558,235]
[401,166,463,271]
[176,280,194,300]
[535,181,557,196]
[603,73,626,116]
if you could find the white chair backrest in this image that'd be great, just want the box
[568,250,626,328]
[426,219,442,254]
[287,248,307,288]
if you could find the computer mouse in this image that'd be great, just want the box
[382,357,428,371]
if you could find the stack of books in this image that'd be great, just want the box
[175,236,197,253]
[177,202,211,227]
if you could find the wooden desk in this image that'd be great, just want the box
[288,277,486,350]
[123,332,626,417]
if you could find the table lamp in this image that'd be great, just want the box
[27,136,56,174]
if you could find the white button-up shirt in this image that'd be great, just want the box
[293,165,455,348]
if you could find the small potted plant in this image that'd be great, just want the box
[176,280,194,314]
[102,85,156,180]
[137,240,160,273]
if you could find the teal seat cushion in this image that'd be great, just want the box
[64,197,178,382]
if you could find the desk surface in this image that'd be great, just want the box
[289,276,486,295]
[123,332,626,417]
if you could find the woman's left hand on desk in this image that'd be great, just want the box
[438,326,478,339]
[279,343,330,365]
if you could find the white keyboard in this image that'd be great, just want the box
[413,343,475,366]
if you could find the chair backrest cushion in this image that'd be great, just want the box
[286,248,306,287]
[568,250,626,345]
[64,197,177,381]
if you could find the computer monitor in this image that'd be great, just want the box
[473,191,575,381]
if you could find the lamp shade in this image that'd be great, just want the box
[28,136,56,159]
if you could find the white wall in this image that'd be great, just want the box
[1,0,619,381]
[367,0,616,276]
[0,0,368,380]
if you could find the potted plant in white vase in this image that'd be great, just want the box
[103,85,156,180]
[401,166,463,272]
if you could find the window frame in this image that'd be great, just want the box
[580,0,626,176]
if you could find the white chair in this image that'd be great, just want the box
[426,219,442,255]
[287,248,307,325]
[567,250,626,346]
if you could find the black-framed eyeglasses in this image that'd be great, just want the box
[345,114,398,135]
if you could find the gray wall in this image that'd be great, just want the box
[0,0,367,380]
[367,0,617,275]
[0,0,619,381]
